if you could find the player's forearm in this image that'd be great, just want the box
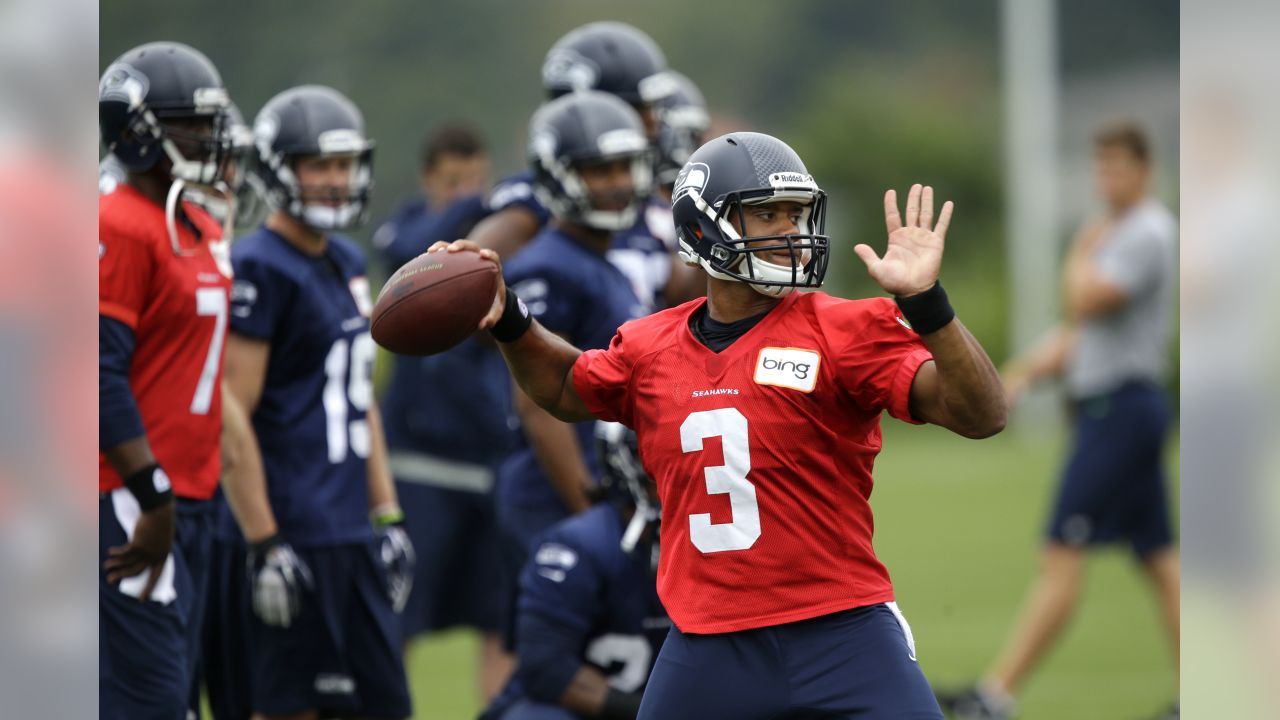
[219,384,277,543]
[103,436,158,480]
[364,402,399,512]
[919,319,1007,438]
[515,387,593,514]
[467,207,540,260]
[498,321,595,422]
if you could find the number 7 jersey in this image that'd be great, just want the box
[98,184,231,500]
[572,291,933,634]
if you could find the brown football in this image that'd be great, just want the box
[370,250,499,356]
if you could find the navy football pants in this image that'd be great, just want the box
[638,603,942,720]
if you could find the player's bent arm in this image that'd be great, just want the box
[219,383,277,543]
[466,205,541,260]
[497,322,597,423]
[1063,269,1129,322]
[907,318,1008,439]
[517,611,641,719]
[223,332,270,414]
[363,402,400,514]
[513,383,593,514]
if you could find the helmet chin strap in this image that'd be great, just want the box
[165,179,186,255]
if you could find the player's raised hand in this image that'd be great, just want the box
[854,184,953,297]
[426,239,507,330]
[104,502,176,601]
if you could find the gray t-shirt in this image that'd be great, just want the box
[1067,198,1177,398]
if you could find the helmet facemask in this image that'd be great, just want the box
[679,183,830,297]
[534,138,654,232]
[259,131,374,231]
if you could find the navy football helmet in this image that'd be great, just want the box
[595,422,660,563]
[528,90,653,231]
[653,71,710,188]
[98,41,233,186]
[672,132,829,297]
[252,85,374,230]
[542,21,674,107]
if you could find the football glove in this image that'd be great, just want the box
[374,511,415,614]
[247,534,312,628]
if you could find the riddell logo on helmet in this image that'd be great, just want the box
[768,172,816,190]
[673,162,710,202]
[754,347,821,392]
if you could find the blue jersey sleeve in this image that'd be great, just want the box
[486,172,551,226]
[229,255,296,341]
[505,265,579,339]
[514,530,605,702]
[99,315,144,450]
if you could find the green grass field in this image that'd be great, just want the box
[404,420,1180,720]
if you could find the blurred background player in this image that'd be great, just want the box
[939,122,1178,720]
[616,69,709,310]
[495,89,650,652]
[481,422,665,720]
[371,122,516,701]
[98,40,236,719]
[218,84,413,720]
[470,21,694,312]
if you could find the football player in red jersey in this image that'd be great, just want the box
[431,132,1006,719]
[97,41,241,719]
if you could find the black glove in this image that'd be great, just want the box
[247,534,312,628]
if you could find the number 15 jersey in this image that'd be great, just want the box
[572,291,933,634]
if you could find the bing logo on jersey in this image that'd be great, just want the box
[754,347,821,393]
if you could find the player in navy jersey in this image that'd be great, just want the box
[482,422,666,720]
[216,85,412,720]
[471,21,675,259]
[495,90,651,645]
[499,89,651,540]
[371,122,518,700]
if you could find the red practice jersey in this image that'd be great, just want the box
[98,184,231,500]
[573,291,933,633]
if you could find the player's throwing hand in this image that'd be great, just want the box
[854,183,954,297]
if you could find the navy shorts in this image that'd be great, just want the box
[248,541,412,719]
[396,479,503,638]
[1048,381,1174,557]
[200,535,252,720]
[638,603,942,720]
[99,491,212,720]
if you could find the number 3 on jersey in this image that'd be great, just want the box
[681,408,761,553]
[324,332,374,463]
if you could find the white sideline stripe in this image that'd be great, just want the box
[388,451,494,493]
[110,488,178,605]
[886,601,918,662]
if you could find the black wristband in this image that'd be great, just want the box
[123,463,174,512]
[895,281,955,335]
[599,688,644,720]
[488,288,532,343]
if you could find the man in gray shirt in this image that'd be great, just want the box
[941,123,1179,720]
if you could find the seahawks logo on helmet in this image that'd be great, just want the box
[672,162,710,202]
[542,48,599,92]
[99,64,149,109]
